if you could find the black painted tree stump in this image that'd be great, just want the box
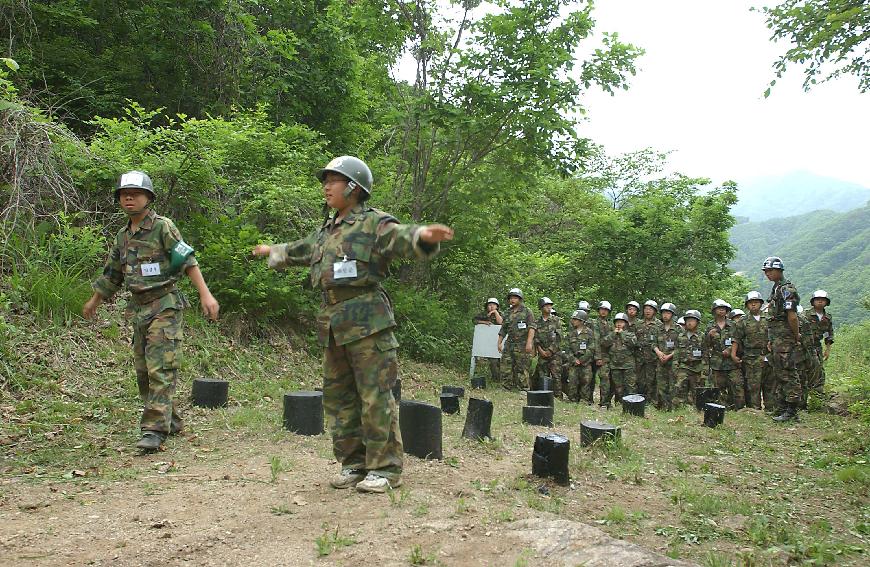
[399,400,443,460]
[191,378,229,409]
[282,391,324,436]
[461,398,493,441]
[580,420,621,446]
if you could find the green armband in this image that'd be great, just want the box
[168,241,195,274]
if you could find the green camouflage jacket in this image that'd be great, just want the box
[733,314,768,358]
[807,310,834,353]
[675,328,707,372]
[535,314,562,356]
[703,319,738,371]
[473,310,502,325]
[637,318,663,361]
[656,323,680,360]
[92,210,197,323]
[600,329,637,370]
[798,313,816,355]
[592,317,613,362]
[267,204,439,346]
[767,278,800,344]
[566,324,596,365]
[499,303,536,351]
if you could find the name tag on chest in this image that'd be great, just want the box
[692,349,702,358]
[333,259,358,279]
[141,263,161,276]
[724,338,732,346]
[666,340,674,349]
[517,322,527,330]
[649,334,655,341]
[579,342,587,350]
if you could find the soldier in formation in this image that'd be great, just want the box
[762,256,802,422]
[565,309,596,403]
[807,290,834,399]
[498,288,536,391]
[705,299,743,410]
[653,303,679,410]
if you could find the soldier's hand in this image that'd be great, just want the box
[823,351,830,361]
[595,359,604,367]
[497,342,503,353]
[82,295,102,320]
[721,349,730,358]
[252,244,272,257]
[418,224,454,244]
[525,343,534,354]
[767,341,772,352]
[200,292,220,321]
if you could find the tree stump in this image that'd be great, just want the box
[191,378,229,409]
[462,398,493,441]
[621,394,646,417]
[532,433,570,485]
[522,405,554,427]
[580,420,621,446]
[399,400,442,460]
[695,387,720,411]
[282,391,324,435]
[470,375,487,390]
[703,403,726,428]
[539,376,553,392]
[527,390,554,407]
[442,385,465,398]
[440,393,460,415]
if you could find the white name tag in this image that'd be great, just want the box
[649,334,655,341]
[333,259,358,279]
[666,340,674,349]
[784,301,793,309]
[141,263,161,276]
[579,342,587,350]
[692,349,702,358]
[724,338,732,346]
[517,322,527,330]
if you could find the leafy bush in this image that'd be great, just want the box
[826,321,870,422]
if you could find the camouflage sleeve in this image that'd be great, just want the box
[526,309,537,329]
[375,220,441,261]
[92,233,124,299]
[600,332,614,348]
[268,231,317,269]
[781,283,799,311]
[732,321,744,346]
[161,218,198,270]
[623,332,637,348]
[825,317,834,344]
[581,334,596,363]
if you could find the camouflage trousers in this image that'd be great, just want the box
[742,356,764,409]
[607,368,634,405]
[323,330,403,480]
[656,361,676,411]
[534,354,562,395]
[674,367,702,408]
[500,349,531,390]
[711,368,744,410]
[474,356,501,383]
[800,349,821,406]
[596,362,611,407]
[771,340,802,406]
[810,348,826,397]
[637,357,658,403]
[761,359,776,412]
[133,308,184,434]
[566,361,594,403]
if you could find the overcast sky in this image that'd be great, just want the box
[393,1,870,188]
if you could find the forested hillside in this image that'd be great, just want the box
[729,204,870,326]
[731,172,869,222]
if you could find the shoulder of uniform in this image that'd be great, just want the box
[152,214,177,230]
[365,207,399,224]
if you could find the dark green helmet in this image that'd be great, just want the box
[316,156,373,194]
[115,170,155,200]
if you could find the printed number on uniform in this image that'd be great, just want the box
[517,322,527,330]
[784,301,793,310]
[141,263,161,276]
[333,256,358,279]
[666,340,674,348]
[692,349,702,358]
[724,338,732,346]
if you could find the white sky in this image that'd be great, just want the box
[393,1,870,188]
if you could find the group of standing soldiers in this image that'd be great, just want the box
[474,256,834,423]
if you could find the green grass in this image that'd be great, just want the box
[314,524,355,557]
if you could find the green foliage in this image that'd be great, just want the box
[826,321,870,421]
[759,0,869,93]
[314,523,355,557]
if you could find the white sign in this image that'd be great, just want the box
[472,324,502,358]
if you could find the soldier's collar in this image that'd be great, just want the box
[127,209,157,233]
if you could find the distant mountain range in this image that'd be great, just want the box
[732,171,870,223]
[729,203,869,327]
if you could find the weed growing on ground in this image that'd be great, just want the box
[314,524,355,557]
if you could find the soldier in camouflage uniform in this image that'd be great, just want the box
[704,299,744,410]
[636,300,662,402]
[593,301,614,407]
[807,290,834,399]
[762,256,803,422]
[600,312,637,405]
[472,298,503,384]
[253,156,453,493]
[565,310,596,403]
[534,297,562,396]
[674,310,706,407]
[624,300,641,393]
[732,291,769,410]
[498,288,537,391]
[84,171,220,452]
[653,303,679,410]
[796,305,818,409]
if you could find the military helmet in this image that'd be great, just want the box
[571,309,588,322]
[577,300,591,311]
[643,299,659,312]
[316,156,373,194]
[614,312,630,323]
[538,297,554,310]
[626,300,641,311]
[711,299,731,313]
[485,297,500,307]
[115,170,155,200]
[677,316,686,326]
[811,289,831,306]
[744,291,763,305]
[598,300,612,311]
[507,287,524,300]
[729,308,745,319]
[660,302,677,314]
[762,256,785,271]
[684,309,702,321]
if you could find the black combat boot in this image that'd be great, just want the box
[135,431,165,451]
[772,402,799,423]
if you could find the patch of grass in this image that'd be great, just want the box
[409,544,436,565]
[269,455,291,483]
[455,497,470,515]
[314,524,355,557]
[270,504,293,516]
[412,502,429,517]
[388,487,410,508]
[835,464,869,486]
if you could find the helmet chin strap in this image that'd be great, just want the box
[342,180,358,200]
